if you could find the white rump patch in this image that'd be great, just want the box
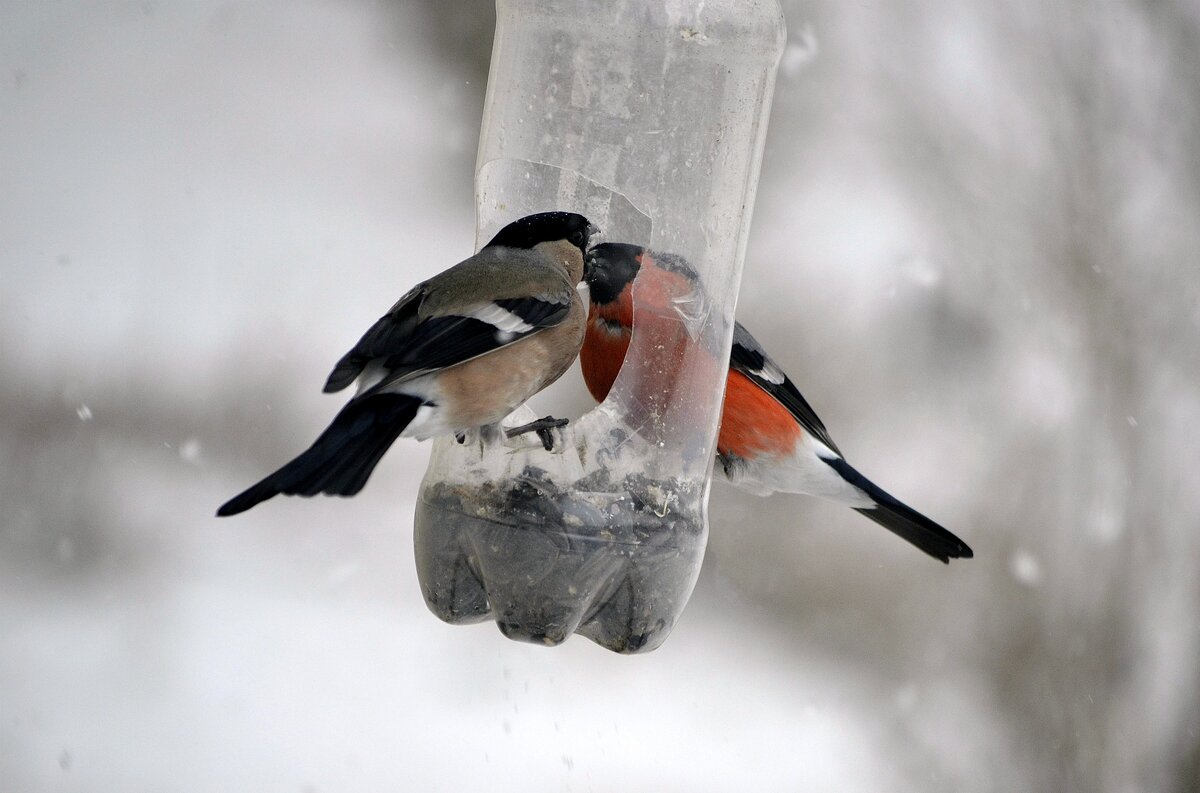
[403,403,448,441]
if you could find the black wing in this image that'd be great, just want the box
[324,288,570,394]
[728,322,843,457]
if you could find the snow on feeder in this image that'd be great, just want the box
[414,0,785,652]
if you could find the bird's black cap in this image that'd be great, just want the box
[485,211,596,254]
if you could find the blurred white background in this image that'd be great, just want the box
[3,1,1198,790]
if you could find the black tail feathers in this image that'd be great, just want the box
[216,394,421,517]
[822,457,973,564]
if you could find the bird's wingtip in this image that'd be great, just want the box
[322,371,350,393]
[215,482,276,517]
[215,496,250,518]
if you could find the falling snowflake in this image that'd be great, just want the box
[1010,550,1042,587]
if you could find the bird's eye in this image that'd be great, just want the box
[569,230,585,246]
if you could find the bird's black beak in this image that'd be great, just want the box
[579,224,602,280]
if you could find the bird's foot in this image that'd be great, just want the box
[505,416,569,451]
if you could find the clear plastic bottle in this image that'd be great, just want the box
[414,0,785,652]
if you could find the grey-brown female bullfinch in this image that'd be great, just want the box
[581,242,973,563]
[216,211,597,517]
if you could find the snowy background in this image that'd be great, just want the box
[3,1,1199,790]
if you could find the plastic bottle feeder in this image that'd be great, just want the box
[414,0,785,653]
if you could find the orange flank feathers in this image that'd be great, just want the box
[580,286,633,404]
[717,370,803,459]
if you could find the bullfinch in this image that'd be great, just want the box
[581,242,973,563]
[217,211,597,517]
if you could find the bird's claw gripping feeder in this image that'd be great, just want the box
[415,0,785,652]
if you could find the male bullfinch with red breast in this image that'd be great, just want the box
[581,242,973,563]
[217,211,597,517]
